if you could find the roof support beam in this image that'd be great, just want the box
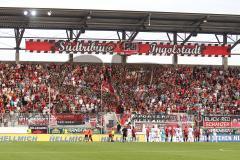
[182,33,194,44]
[66,29,84,41]
[230,38,240,50]
[14,28,25,64]
[122,30,126,40]
[166,33,172,42]
[128,31,139,41]
[215,34,221,44]
[117,31,121,41]
[180,17,206,44]
[66,29,84,62]
[227,35,236,42]
[74,30,83,41]
[177,34,184,41]
[66,29,74,62]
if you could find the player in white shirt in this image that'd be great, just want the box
[155,126,160,142]
[150,126,155,142]
[167,127,172,142]
[171,127,177,142]
[158,127,162,142]
[200,128,204,142]
[127,126,132,142]
[212,128,218,142]
[175,126,181,142]
[150,125,159,142]
[188,126,194,142]
[179,127,184,142]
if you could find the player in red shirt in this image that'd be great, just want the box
[146,127,150,142]
[194,127,200,142]
[171,127,176,142]
[183,126,189,142]
[165,127,169,142]
[132,126,137,142]
[83,129,89,142]
[88,129,93,142]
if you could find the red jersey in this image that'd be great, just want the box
[132,128,136,136]
[184,127,189,136]
[146,128,150,136]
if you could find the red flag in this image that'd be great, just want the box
[101,80,115,94]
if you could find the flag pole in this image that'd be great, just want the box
[48,85,51,134]
[150,67,153,86]
[100,82,103,134]
[100,64,104,134]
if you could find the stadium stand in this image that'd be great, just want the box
[0,63,239,116]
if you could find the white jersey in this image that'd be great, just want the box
[155,128,160,137]
[175,128,180,137]
[127,128,132,137]
[151,128,155,134]
[179,128,183,136]
[188,127,194,142]
[159,128,163,136]
[179,128,183,142]
[188,128,193,136]
[212,129,217,136]
[152,128,160,142]
[212,129,218,142]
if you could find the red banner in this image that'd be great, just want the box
[203,122,232,128]
[53,114,84,125]
[25,39,231,57]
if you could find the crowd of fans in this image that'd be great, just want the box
[0,63,239,116]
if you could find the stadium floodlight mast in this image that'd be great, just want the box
[87,10,92,20]
[47,11,52,16]
[148,13,151,26]
[31,10,37,16]
[23,10,28,16]
[24,10,37,16]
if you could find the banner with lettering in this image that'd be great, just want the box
[17,114,85,126]
[132,113,178,123]
[25,39,231,57]
[53,114,85,125]
[203,116,240,128]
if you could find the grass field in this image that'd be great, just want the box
[0,142,239,160]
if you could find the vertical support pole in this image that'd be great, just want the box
[48,85,51,134]
[68,29,74,62]
[172,32,178,65]
[100,83,103,134]
[121,31,127,64]
[222,33,228,70]
[14,28,25,64]
[16,49,20,64]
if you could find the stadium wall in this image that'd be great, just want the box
[1,134,240,142]
[0,134,146,142]
[0,127,28,134]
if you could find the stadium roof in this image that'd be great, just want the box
[1,7,240,34]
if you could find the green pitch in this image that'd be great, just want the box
[0,142,239,160]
